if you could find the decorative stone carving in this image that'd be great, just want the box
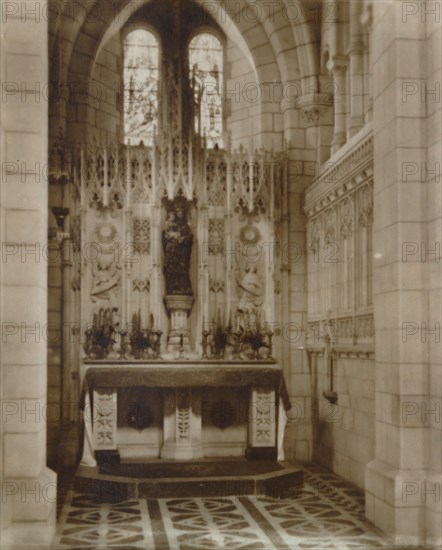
[209,277,224,294]
[337,317,353,341]
[86,143,123,213]
[132,278,150,292]
[309,218,321,251]
[358,182,373,226]
[296,92,333,125]
[161,389,203,460]
[177,390,190,440]
[236,266,264,314]
[208,219,224,255]
[90,257,121,308]
[248,387,276,448]
[93,221,118,254]
[340,198,354,239]
[256,397,273,442]
[324,209,336,245]
[355,314,374,340]
[71,215,81,252]
[130,149,153,204]
[239,224,261,245]
[304,128,373,218]
[305,127,373,350]
[307,314,374,348]
[230,149,279,215]
[133,217,151,254]
[206,155,227,206]
[63,132,287,362]
[93,389,117,450]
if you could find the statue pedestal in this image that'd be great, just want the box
[164,295,194,353]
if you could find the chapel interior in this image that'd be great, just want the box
[1,0,441,548]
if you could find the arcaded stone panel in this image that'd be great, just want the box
[302,125,374,467]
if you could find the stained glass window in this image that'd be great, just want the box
[124,29,159,146]
[189,33,223,149]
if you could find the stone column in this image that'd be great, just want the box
[348,1,365,137]
[327,56,349,154]
[280,101,314,462]
[365,2,441,545]
[360,4,373,123]
[58,213,81,467]
[0,4,57,546]
[296,93,334,166]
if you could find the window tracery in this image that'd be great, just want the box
[189,32,224,149]
[123,29,159,146]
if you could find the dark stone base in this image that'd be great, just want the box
[245,447,278,460]
[74,459,303,502]
[94,450,120,465]
[74,475,135,503]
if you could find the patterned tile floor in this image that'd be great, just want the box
[52,463,421,550]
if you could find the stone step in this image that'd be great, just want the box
[74,459,303,501]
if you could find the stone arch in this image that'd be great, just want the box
[64,0,280,122]
[53,0,319,144]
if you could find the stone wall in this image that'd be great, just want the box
[225,39,260,146]
[0,4,57,545]
[89,35,122,142]
[365,1,441,545]
[313,354,375,489]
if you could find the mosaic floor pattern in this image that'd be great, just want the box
[53,463,407,550]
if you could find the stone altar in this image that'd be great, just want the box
[80,361,289,466]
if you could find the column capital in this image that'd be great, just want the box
[296,93,333,125]
[326,55,349,75]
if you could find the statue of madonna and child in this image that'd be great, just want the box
[162,204,193,297]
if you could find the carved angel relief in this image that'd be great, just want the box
[236,266,264,315]
[90,258,121,309]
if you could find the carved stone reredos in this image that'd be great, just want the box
[162,194,196,217]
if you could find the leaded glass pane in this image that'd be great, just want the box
[124,29,159,146]
[189,33,223,149]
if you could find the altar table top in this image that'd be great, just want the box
[81,361,290,409]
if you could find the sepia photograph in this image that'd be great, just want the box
[0,0,441,548]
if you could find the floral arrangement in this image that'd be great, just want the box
[201,309,274,360]
[84,308,117,359]
[129,312,162,359]
[83,309,162,360]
